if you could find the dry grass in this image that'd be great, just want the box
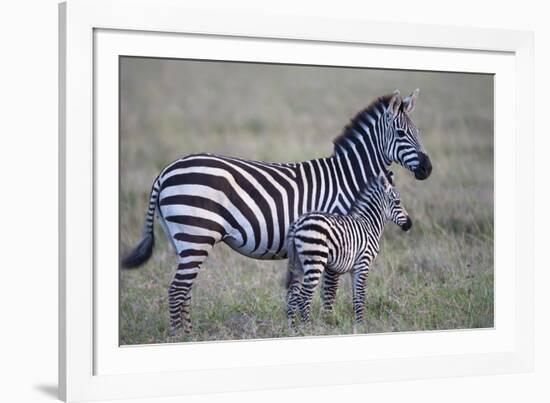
[119,57,493,344]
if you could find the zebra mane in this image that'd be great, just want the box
[332,93,394,154]
[350,178,382,211]
[351,170,394,213]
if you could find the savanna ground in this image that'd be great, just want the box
[119,57,493,345]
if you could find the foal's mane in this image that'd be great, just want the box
[332,93,394,152]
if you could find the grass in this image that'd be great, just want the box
[119,58,494,344]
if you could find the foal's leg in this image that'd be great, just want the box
[321,269,341,314]
[286,272,303,329]
[298,262,326,325]
[351,257,372,332]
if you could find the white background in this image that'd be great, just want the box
[0,0,546,402]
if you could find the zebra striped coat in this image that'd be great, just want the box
[122,89,432,334]
[286,171,412,327]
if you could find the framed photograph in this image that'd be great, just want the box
[59,0,534,401]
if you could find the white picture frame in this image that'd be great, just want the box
[59,0,534,401]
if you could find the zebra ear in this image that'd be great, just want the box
[387,170,395,186]
[388,90,402,117]
[378,171,390,189]
[402,88,419,113]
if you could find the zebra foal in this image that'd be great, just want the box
[286,171,411,328]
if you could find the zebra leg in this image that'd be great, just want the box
[351,263,370,332]
[286,272,303,329]
[298,263,325,325]
[321,269,340,315]
[168,247,212,335]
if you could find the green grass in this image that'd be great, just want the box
[119,58,494,345]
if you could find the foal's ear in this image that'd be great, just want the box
[386,170,395,186]
[387,90,402,117]
[378,171,390,190]
[402,88,419,113]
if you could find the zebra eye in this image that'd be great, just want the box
[396,129,406,138]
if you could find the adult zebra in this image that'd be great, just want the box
[122,89,432,334]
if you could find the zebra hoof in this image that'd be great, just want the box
[352,322,366,335]
[287,319,294,331]
[322,311,339,326]
[169,323,183,337]
[169,326,192,337]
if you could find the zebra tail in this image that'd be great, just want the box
[121,177,160,269]
[285,265,295,290]
[284,228,302,289]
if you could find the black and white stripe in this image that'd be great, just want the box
[285,171,412,327]
[122,90,431,334]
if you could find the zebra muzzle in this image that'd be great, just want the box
[401,217,412,232]
[413,152,432,180]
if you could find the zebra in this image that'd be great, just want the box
[122,89,432,335]
[285,171,411,328]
